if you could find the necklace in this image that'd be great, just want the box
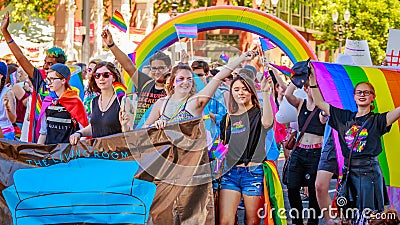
[99,92,115,116]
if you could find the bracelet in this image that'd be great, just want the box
[222,64,234,71]
[75,131,83,137]
[107,42,115,48]
[7,39,14,44]
[309,84,318,88]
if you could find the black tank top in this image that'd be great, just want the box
[90,96,122,138]
[45,103,77,144]
[298,100,325,136]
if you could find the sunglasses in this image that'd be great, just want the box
[45,77,63,84]
[94,72,113,79]
[354,90,374,96]
[196,73,206,77]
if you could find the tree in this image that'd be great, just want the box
[153,0,192,27]
[0,0,57,30]
[311,0,400,65]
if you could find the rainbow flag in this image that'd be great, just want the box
[259,37,276,51]
[270,63,294,76]
[110,10,127,33]
[68,65,84,101]
[220,51,229,63]
[113,82,127,99]
[312,61,400,187]
[128,52,136,66]
[262,161,287,225]
[174,24,198,39]
[9,71,17,86]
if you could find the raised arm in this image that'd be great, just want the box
[260,76,274,129]
[195,50,258,109]
[101,29,138,88]
[267,63,288,92]
[1,12,35,78]
[386,108,400,126]
[309,64,330,115]
[284,82,302,108]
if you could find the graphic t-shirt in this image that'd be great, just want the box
[134,74,166,127]
[220,106,268,167]
[328,105,391,158]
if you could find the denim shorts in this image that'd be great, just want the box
[220,165,264,196]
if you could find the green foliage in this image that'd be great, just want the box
[311,0,400,64]
[0,0,57,30]
[153,0,192,26]
[231,0,253,7]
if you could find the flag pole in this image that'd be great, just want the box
[174,24,185,60]
[190,38,194,61]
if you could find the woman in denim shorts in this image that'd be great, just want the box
[218,70,273,225]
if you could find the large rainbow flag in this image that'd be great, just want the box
[312,62,400,188]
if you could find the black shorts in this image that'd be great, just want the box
[317,133,339,177]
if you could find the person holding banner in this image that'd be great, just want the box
[309,66,400,219]
[69,61,134,144]
[37,64,88,144]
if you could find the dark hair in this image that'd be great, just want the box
[149,51,172,67]
[0,74,6,94]
[46,47,67,64]
[228,76,260,113]
[74,63,87,70]
[6,64,18,84]
[168,62,196,96]
[191,60,210,74]
[210,68,220,76]
[88,61,122,93]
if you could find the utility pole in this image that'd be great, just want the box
[82,0,91,63]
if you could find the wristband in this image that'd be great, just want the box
[107,42,115,48]
[7,39,14,44]
[309,84,318,88]
[75,131,83,137]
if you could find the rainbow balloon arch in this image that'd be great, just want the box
[134,6,317,68]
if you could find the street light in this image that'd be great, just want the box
[271,0,279,15]
[255,0,263,10]
[171,1,178,17]
[332,9,350,53]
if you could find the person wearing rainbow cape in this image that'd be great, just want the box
[309,65,400,222]
[69,61,134,144]
[37,64,88,144]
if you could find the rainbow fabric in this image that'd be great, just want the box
[128,52,136,65]
[312,61,400,187]
[270,63,294,76]
[9,71,17,86]
[174,24,198,39]
[259,37,275,51]
[219,51,229,63]
[68,65,84,101]
[113,82,127,99]
[110,10,127,32]
[262,161,287,225]
[135,6,317,68]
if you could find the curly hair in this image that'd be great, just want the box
[88,61,122,93]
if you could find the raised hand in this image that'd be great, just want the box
[1,11,10,32]
[242,50,259,61]
[101,28,114,46]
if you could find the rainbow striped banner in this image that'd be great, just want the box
[262,161,287,225]
[110,10,127,32]
[312,62,400,187]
